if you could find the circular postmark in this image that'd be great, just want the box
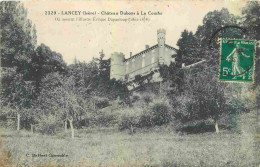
[208,25,247,50]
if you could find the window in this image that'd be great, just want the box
[152,56,155,63]
[142,59,145,67]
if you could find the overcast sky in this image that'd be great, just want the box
[23,1,246,65]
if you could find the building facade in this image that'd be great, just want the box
[110,29,178,82]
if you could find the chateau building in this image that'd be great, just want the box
[110,29,178,82]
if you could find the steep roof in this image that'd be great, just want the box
[124,44,178,62]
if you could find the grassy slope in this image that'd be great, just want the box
[0,126,258,167]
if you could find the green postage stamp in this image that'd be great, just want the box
[219,39,255,82]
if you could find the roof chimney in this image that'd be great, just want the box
[130,52,132,57]
[145,45,149,49]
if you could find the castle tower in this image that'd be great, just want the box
[110,52,125,80]
[157,29,166,65]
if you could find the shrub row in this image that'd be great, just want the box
[119,100,173,131]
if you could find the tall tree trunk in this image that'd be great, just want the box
[130,124,134,135]
[65,120,67,132]
[215,121,219,133]
[69,119,74,139]
[159,81,162,97]
[30,124,33,133]
[17,112,20,131]
[93,100,96,111]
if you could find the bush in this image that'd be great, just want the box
[0,105,16,129]
[94,107,119,127]
[138,109,154,127]
[173,94,195,122]
[150,100,172,126]
[142,94,153,104]
[221,96,249,131]
[95,97,110,109]
[78,106,122,128]
[36,114,62,135]
[226,96,248,114]
[119,99,173,131]
[131,95,140,104]
[118,107,143,131]
[130,92,155,107]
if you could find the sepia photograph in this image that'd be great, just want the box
[0,0,259,166]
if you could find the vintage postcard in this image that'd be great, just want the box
[0,0,259,167]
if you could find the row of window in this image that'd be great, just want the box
[111,56,155,76]
[125,56,155,73]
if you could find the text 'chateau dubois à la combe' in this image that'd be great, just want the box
[45,10,163,16]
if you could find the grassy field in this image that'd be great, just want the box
[0,126,259,167]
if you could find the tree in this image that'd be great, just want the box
[175,9,243,74]
[193,8,243,66]
[172,65,227,133]
[159,62,184,95]
[87,51,129,103]
[195,8,241,47]
[38,73,86,138]
[177,30,200,65]
[0,2,37,130]
[68,60,99,113]
[242,1,260,40]
[4,74,35,131]
[0,2,36,75]
[68,61,95,91]
[133,75,146,90]
[29,44,67,94]
[92,50,112,96]
[242,1,260,88]
[172,7,253,133]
